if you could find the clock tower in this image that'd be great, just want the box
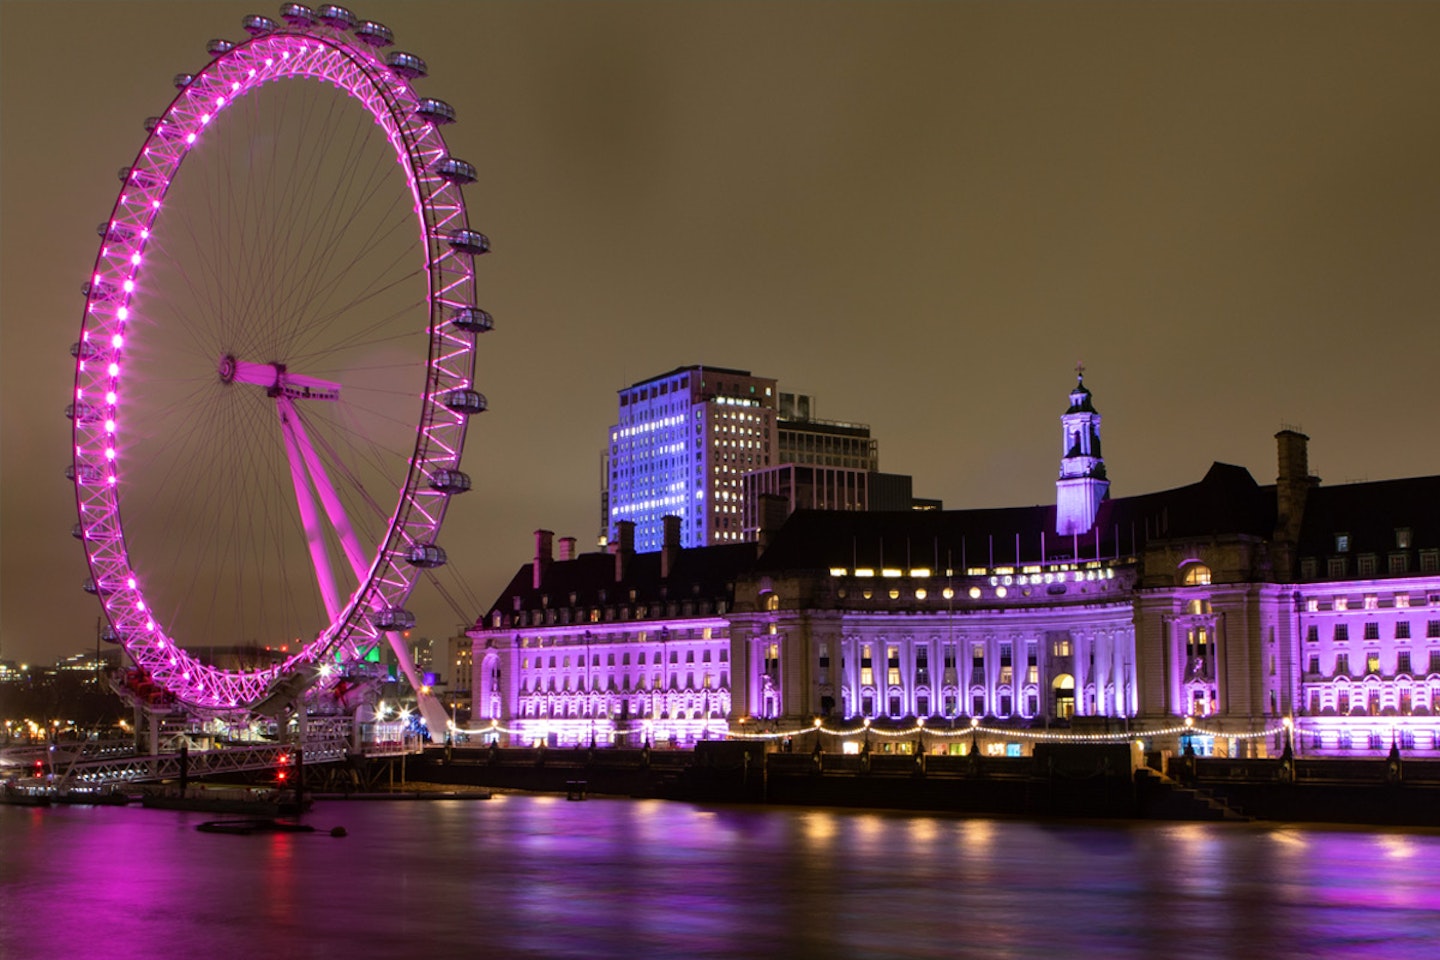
[1056,366,1109,536]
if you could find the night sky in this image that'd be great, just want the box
[5,1,1440,667]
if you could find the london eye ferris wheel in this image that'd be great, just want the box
[68,5,490,723]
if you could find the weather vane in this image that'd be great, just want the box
[1075,361,1085,381]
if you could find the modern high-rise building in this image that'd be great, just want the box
[603,366,778,552]
[776,393,878,471]
[603,368,933,551]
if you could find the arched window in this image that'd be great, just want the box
[1052,674,1075,719]
[1182,563,1212,586]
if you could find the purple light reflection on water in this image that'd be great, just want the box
[4,799,1440,960]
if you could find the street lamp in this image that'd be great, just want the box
[585,630,594,748]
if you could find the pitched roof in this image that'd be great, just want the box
[1297,475,1440,556]
[483,542,758,620]
[754,461,1275,573]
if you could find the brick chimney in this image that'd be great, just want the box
[614,520,635,582]
[1273,430,1316,579]
[533,529,554,589]
[558,536,577,562]
[661,515,682,578]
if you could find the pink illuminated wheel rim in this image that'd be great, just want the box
[70,8,487,712]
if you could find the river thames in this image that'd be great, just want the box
[3,796,1439,959]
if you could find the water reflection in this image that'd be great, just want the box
[4,799,1440,959]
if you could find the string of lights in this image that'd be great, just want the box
[448,716,1291,743]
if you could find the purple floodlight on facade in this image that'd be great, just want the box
[69,9,491,720]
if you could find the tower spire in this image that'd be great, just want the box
[1056,368,1108,536]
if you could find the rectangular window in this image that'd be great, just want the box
[1364,622,1380,640]
[1328,558,1347,578]
[1431,650,1440,674]
[999,666,1014,685]
[1397,621,1411,640]
[971,694,985,716]
[1028,665,1039,685]
[1307,655,1320,675]
[1358,555,1377,576]
[1053,638,1072,657]
[1429,621,1440,639]
[998,694,1012,717]
[1367,652,1380,675]
[1398,651,1413,675]
[1422,550,1440,572]
[916,695,930,716]
[1335,653,1351,676]
[1335,533,1350,553]
[1306,625,1319,643]
[1334,624,1349,642]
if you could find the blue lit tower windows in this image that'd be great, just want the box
[606,366,777,551]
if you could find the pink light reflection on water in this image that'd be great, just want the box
[3,800,1440,960]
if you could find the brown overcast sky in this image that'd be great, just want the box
[6,1,1440,666]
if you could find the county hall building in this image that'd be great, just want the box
[470,373,1440,757]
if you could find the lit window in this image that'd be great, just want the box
[1182,564,1212,586]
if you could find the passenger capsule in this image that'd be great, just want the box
[174,73,194,89]
[371,607,416,631]
[72,523,87,540]
[428,468,472,494]
[435,157,477,185]
[243,14,279,35]
[407,544,448,568]
[66,402,101,423]
[450,307,493,333]
[82,578,99,595]
[71,341,101,360]
[280,3,316,27]
[316,4,357,30]
[101,625,122,644]
[119,167,159,189]
[354,20,394,47]
[206,38,236,56]
[98,222,135,243]
[415,98,456,125]
[446,229,490,256]
[66,463,104,484]
[443,389,487,414]
[385,51,427,79]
